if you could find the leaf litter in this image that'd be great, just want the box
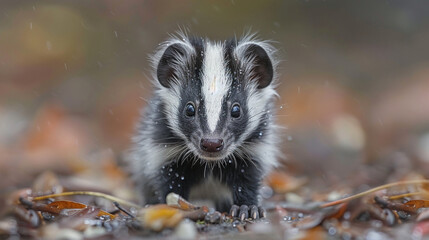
[1,102,429,239]
[2,168,429,239]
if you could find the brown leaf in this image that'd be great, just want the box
[404,200,429,209]
[181,207,208,221]
[47,201,115,219]
[299,226,328,240]
[166,192,198,210]
[138,205,183,231]
[325,203,348,220]
[293,213,325,230]
[266,171,307,194]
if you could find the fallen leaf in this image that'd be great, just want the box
[404,200,429,209]
[166,192,198,210]
[266,171,307,194]
[138,205,183,231]
[47,201,115,219]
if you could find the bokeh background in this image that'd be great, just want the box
[1,1,429,194]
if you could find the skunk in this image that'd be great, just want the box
[129,32,281,220]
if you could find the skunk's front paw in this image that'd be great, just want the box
[230,204,266,221]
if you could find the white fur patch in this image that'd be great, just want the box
[201,43,231,132]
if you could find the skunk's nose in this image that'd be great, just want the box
[200,138,224,152]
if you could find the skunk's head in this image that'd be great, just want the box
[152,33,278,161]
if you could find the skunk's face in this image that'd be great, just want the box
[154,35,277,161]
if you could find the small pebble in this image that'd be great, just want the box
[174,220,197,239]
[205,211,221,223]
[83,226,107,238]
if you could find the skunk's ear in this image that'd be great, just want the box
[242,44,274,89]
[156,43,186,88]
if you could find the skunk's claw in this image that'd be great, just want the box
[230,204,266,220]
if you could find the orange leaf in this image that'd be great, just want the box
[266,171,307,193]
[47,200,115,219]
[405,200,429,209]
[139,204,183,231]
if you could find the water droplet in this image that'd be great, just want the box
[280,105,283,109]
[343,211,351,220]
[175,173,179,177]
[171,180,175,184]
[164,144,168,148]
[240,169,244,173]
[260,186,273,199]
[258,132,263,136]
[169,168,173,172]
[238,187,242,192]
[228,159,232,164]
[232,220,240,227]
[180,176,185,180]
[177,184,181,188]
[328,227,337,235]
[169,185,173,189]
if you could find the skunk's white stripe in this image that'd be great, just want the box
[202,43,231,132]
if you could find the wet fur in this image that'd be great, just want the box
[128,32,281,212]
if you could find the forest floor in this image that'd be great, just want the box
[1,104,429,239]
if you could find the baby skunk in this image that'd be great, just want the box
[129,32,281,220]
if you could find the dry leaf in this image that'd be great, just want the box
[138,205,183,231]
[166,192,198,210]
[266,171,307,194]
[47,201,115,219]
[404,200,429,209]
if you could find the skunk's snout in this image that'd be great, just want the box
[200,138,224,152]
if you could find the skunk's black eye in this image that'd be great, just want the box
[231,103,241,118]
[184,102,196,117]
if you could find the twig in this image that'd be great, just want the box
[113,201,135,218]
[388,191,429,200]
[320,180,429,208]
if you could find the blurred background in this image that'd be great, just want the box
[1,0,429,194]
